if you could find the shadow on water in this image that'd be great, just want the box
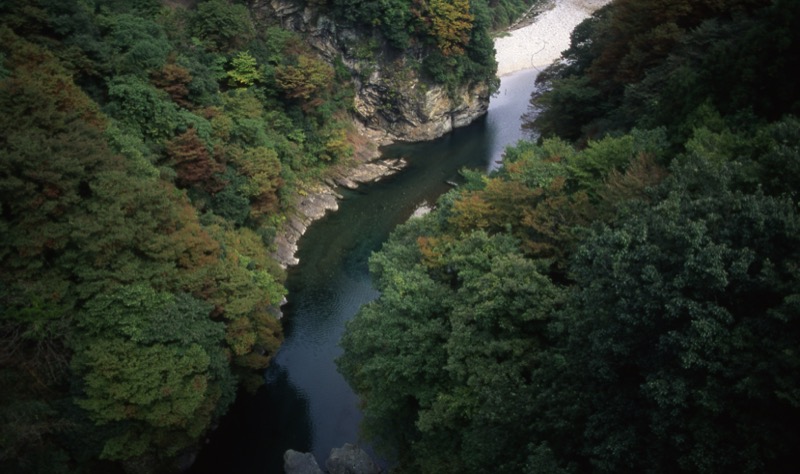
[190,365,312,474]
[189,69,539,473]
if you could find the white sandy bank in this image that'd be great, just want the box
[495,0,612,76]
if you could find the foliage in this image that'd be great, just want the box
[486,0,543,29]
[0,27,229,469]
[190,0,255,52]
[101,13,171,76]
[342,122,800,473]
[421,0,475,56]
[330,0,416,49]
[226,51,263,88]
[151,62,193,108]
[105,74,181,141]
[232,145,283,219]
[339,2,800,471]
[559,158,800,472]
[329,0,507,93]
[0,0,349,468]
[274,54,334,105]
[166,127,223,191]
[72,285,235,460]
[529,0,798,143]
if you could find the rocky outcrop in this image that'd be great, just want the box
[284,450,324,474]
[284,444,380,474]
[352,64,489,143]
[273,183,340,268]
[254,0,490,143]
[325,444,381,474]
[272,157,408,268]
[325,158,406,190]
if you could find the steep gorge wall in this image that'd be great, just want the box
[254,0,490,144]
[252,0,493,268]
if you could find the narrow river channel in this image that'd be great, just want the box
[190,68,539,473]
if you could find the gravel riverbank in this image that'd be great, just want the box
[495,0,611,76]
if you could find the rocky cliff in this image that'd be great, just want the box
[254,0,490,144]
[254,0,493,269]
[271,157,407,268]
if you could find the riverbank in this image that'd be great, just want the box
[496,0,611,75]
[273,153,408,268]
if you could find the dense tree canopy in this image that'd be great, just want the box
[4,0,798,472]
[0,0,362,470]
[528,0,799,142]
[339,1,800,473]
[559,157,800,472]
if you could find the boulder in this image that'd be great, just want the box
[284,450,323,474]
[325,444,380,474]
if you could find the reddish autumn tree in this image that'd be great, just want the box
[151,62,193,108]
[166,127,223,191]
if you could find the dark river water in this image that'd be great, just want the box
[190,68,539,474]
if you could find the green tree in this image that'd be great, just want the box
[0,28,264,470]
[330,0,414,49]
[419,231,562,473]
[560,157,800,473]
[105,74,180,141]
[232,145,283,218]
[72,284,235,461]
[339,216,453,458]
[340,216,564,472]
[274,54,334,105]
[102,13,171,76]
[423,0,475,56]
[191,0,255,52]
[75,340,212,459]
[227,50,263,87]
[528,0,787,142]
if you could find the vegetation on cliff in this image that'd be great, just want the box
[327,0,543,94]
[338,0,800,472]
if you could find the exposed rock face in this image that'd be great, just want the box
[284,449,324,474]
[325,444,381,474]
[254,0,490,143]
[273,183,340,268]
[272,158,408,268]
[353,66,489,142]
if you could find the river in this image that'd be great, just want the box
[189,68,539,473]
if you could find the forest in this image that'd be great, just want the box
[0,0,537,472]
[338,0,800,473]
[4,0,797,472]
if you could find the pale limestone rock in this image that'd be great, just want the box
[272,158,408,268]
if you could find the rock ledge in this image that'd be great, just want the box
[273,157,408,268]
